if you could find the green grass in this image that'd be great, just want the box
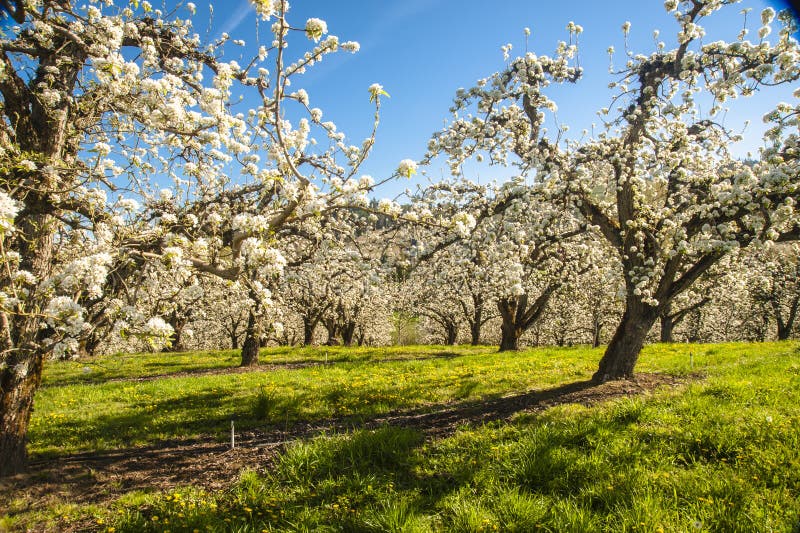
[29,344,592,457]
[40,349,243,387]
[7,342,800,532]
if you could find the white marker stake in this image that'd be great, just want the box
[231,420,235,449]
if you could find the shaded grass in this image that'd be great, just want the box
[41,344,493,388]
[40,349,243,387]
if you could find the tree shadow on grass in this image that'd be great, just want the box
[41,349,476,389]
[2,373,685,514]
[217,377,685,531]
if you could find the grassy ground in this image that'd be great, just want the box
[29,344,590,457]
[3,342,800,532]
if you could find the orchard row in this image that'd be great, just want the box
[0,0,797,475]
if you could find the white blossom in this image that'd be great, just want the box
[305,18,328,42]
[19,160,36,172]
[0,191,19,233]
[44,296,85,337]
[451,212,476,238]
[341,41,360,53]
[397,159,417,178]
[118,198,140,212]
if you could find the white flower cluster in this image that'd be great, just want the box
[305,18,328,42]
[162,246,186,268]
[451,212,477,238]
[239,237,287,278]
[18,160,36,172]
[53,253,113,299]
[143,316,174,337]
[141,317,175,350]
[250,280,275,310]
[341,41,360,53]
[117,197,140,212]
[0,191,19,233]
[44,296,85,337]
[397,159,417,178]
[232,213,272,234]
[369,83,383,97]
[250,0,287,20]
[377,198,402,217]
[52,338,80,360]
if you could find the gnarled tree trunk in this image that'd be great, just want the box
[1,213,56,476]
[302,316,317,345]
[163,313,188,353]
[499,315,520,351]
[592,320,603,348]
[341,321,357,347]
[445,321,458,345]
[323,318,339,346]
[497,287,557,352]
[774,296,799,341]
[0,345,45,477]
[660,313,675,343]
[469,303,483,345]
[593,303,659,382]
[469,319,481,345]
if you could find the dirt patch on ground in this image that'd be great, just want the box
[0,372,692,531]
[369,372,688,438]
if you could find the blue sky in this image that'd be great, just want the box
[198,0,797,198]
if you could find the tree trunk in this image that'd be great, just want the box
[163,313,179,352]
[302,317,316,345]
[755,308,769,342]
[230,329,239,350]
[1,212,56,477]
[499,316,520,351]
[498,296,520,351]
[555,324,566,347]
[341,321,356,347]
[660,315,674,343]
[163,320,186,353]
[686,308,703,343]
[593,304,659,382]
[0,346,45,477]
[495,290,555,352]
[592,318,602,348]
[445,322,458,345]
[774,296,799,340]
[240,311,260,367]
[323,319,339,346]
[78,332,102,358]
[470,307,482,345]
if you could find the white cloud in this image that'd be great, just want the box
[216,0,253,40]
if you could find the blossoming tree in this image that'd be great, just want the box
[0,0,407,476]
[744,243,800,340]
[428,0,799,380]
